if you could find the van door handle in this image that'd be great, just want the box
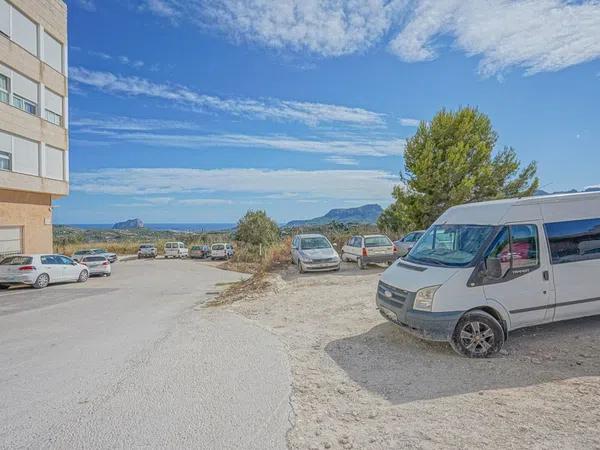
[543,270,550,281]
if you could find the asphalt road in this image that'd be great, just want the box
[0,259,292,449]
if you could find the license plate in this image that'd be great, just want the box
[380,306,397,322]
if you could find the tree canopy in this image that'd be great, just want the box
[235,210,280,246]
[378,107,539,232]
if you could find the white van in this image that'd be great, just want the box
[377,192,600,358]
[210,243,233,260]
[164,242,188,259]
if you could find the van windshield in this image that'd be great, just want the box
[406,225,496,267]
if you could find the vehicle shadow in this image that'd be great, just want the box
[325,315,600,405]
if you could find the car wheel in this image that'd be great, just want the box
[450,310,505,358]
[298,262,305,274]
[33,273,50,289]
[358,258,366,270]
[335,264,341,272]
[78,270,89,283]
[106,273,111,277]
[0,284,10,289]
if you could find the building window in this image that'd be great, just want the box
[0,74,8,104]
[12,94,37,115]
[0,151,11,171]
[45,109,62,126]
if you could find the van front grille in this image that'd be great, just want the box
[378,281,409,308]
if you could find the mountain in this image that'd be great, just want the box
[535,187,600,196]
[286,204,383,227]
[113,218,144,230]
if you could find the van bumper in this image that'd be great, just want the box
[376,284,462,342]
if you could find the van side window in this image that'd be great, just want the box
[486,225,539,277]
[545,218,600,264]
[487,227,511,278]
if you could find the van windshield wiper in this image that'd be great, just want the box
[409,256,449,267]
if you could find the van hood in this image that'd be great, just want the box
[380,259,462,292]
[301,248,338,260]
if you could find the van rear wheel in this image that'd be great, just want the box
[450,310,504,358]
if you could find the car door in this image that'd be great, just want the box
[59,256,80,281]
[545,217,600,322]
[482,223,554,330]
[40,255,62,282]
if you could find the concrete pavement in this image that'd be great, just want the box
[0,259,292,449]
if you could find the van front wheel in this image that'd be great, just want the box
[450,310,504,358]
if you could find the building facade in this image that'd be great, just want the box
[0,0,68,256]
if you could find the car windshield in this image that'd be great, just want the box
[93,249,107,253]
[364,236,392,247]
[301,237,331,250]
[213,245,224,250]
[407,224,496,267]
[75,250,90,255]
[0,256,32,265]
[140,245,154,249]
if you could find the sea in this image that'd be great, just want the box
[63,223,237,232]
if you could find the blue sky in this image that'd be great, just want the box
[57,0,600,224]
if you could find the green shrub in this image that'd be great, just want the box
[235,210,280,247]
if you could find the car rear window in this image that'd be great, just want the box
[84,256,106,262]
[191,246,202,250]
[0,256,32,265]
[365,236,392,247]
[212,245,225,250]
[74,250,90,255]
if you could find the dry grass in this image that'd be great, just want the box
[207,237,292,307]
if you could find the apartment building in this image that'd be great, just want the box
[0,0,68,256]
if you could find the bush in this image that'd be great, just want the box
[235,210,280,247]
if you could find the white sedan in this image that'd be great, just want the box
[0,254,89,289]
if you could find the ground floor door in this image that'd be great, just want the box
[0,227,22,258]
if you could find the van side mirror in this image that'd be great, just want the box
[484,257,503,279]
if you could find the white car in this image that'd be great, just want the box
[377,191,600,358]
[291,234,341,273]
[341,234,398,269]
[210,243,234,260]
[80,255,112,277]
[164,242,188,258]
[0,254,89,289]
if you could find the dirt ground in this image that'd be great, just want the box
[222,262,600,449]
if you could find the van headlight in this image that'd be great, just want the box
[413,285,441,312]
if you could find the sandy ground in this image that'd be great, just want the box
[223,262,600,449]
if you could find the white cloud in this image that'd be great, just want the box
[88,51,146,69]
[70,67,385,126]
[389,0,600,75]
[74,127,406,157]
[143,0,600,75]
[76,0,96,12]
[178,198,234,205]
[143,0,180,19]
[325,156,359,166]
[71,116,197,131]
[72,168,399,201]
[399,118,420,127]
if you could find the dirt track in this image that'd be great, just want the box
[224,263,600,449]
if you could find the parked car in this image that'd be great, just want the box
[210,243,234,260]
[90,248,118,263]
[291,234,340,273]
[164,242,188,258]
[341,234,398,269]
[0,254,89,289]
[137,243,157,259]
[190,245,211,259]
[394,230,426,257]
[80,255,111,277]
[72,249,94,262]
[72,248,117,263]
[376,192,600,358]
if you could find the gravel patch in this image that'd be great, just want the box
[225,265,600,449]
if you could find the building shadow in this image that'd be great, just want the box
[325,315,600,405]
